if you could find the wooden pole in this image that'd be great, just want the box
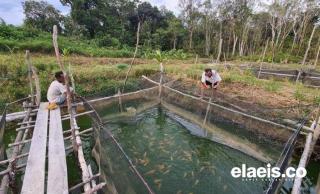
[194,54,198,65]
[31,66,41,106]
[122,22,141,93]
[291,119,316,194]
[118,89,123,112]
[258,40,269,79]
[25,51,34,105]
[159,63,164,100]
[202,98,212,127]
[87,165,97,194]
[53,25,91,192]
[52,25,78,153]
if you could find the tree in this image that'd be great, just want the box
[179,0,200,50]
[22,1,64,32]
[0,18,5,25]
[167,17,185,50]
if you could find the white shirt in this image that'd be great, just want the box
[47,80,68,103]
[201,70,222,83]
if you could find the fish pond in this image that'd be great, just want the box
[99,106,269,194]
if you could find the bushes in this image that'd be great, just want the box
[141,49,191,60]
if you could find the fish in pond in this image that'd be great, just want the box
[191,171,194,177]
[154,179,162,189]
[145,169,156,176]
[176,190,182,194]
[170,155,173,161]
[223,185,228,191]
[163,169,170,175]
[199,167,205,172]
[194,179,199,186]
[183,172,188,178]
[157,164,166,171]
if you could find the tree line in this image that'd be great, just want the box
[3,0,320,63]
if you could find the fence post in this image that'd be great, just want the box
[202,98,212,127]
[159,63,164,100]
[25,50,35,105]
[258,39,269,79]
[118,89,123,112]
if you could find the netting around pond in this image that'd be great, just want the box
[81,77,312,194]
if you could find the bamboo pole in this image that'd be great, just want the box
[122,22,141,93]
[194,54,198,65]
[26,51,41,106]
[83,183,106,194]
[52,25,78,153]
[68,174,100,192]
[52,25,92,192]
[25,51,34,105]
[202,98,212,127]
[87,165,97,194]
[159,63,164,99]
[291,121,314,194]
[258,40,269,79]
[31,66,41,106]
[118,89,123,112]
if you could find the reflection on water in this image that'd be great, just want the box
[103,107,268,194]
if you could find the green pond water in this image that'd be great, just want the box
[101,107,269,194]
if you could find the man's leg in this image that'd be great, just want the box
[56,94,66,105]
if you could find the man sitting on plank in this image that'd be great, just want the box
[200,68,222,98]
[47,71,73,110]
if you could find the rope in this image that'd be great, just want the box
[265,111,312,194]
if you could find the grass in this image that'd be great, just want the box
[1,52,320,112]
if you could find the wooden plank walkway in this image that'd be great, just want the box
[21,103,48,194]
[47,107,68,194]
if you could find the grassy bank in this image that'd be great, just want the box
[0,52,319,112]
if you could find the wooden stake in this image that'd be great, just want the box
[53,25,78,153]
[25,51,34,105]
[31,66,41,106]
[258,39,269,79]
[194,54,198,65]
[122,22,141,93]
[53,25,92,192]
[159,63,164,100]
[118,89,123,113]
[202,98,212,127]
[291,124,314,194]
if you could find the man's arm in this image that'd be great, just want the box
[201,72,209,88]
[213,81,220,89]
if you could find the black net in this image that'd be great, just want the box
[79,76,314,194]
